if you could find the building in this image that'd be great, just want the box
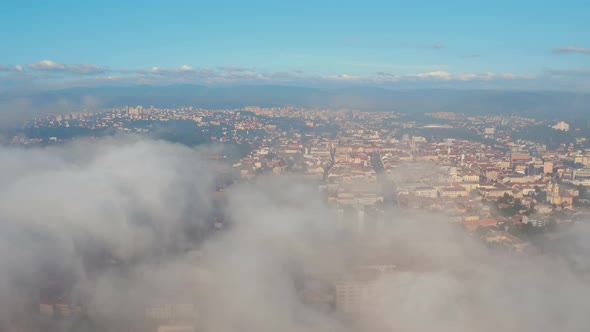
[543,161,554,174]
[462,173,480,182]
[573,168,590,179]
[462,218,497,229]
[552,121,570,131]
[546,181,574,207]
[510,153,530,167]
[334,265,396,314]
[414,186,438,198]
[526,219,546,227]
[440,185,468,198]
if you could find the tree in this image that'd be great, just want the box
[527,202,536,215]
[578,184,588,199]
[514,198,523,211]
[498,193,512,204]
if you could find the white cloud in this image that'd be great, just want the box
[321,74,363,81]
[217,66,250,72]
[553,46,590,55]
[0,60,567,90]
[0,65,25,72]
[1,138,590,331]
[148,65,197,74]
[27,60,108,74]
[412,71,452,79]
[68,63,109,74]
[27,59,66,70]
[331,71,528,83]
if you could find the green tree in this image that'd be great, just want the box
[498,193,512,204]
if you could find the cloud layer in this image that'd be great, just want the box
[0,137,589,331]
[28,60,109,74]
[0,59,532,88]
[0,58,589,97]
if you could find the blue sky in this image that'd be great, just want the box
[1,0,589,90]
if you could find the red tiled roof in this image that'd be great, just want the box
[462,218,497,226]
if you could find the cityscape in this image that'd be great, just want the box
[2,102,589,330]
[1,1,590,332]
[20,104,590,231]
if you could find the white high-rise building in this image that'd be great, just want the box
[552,121,570,131]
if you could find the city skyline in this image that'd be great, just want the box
[1,0,589,90]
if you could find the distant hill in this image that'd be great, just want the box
[1,85,590,123]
